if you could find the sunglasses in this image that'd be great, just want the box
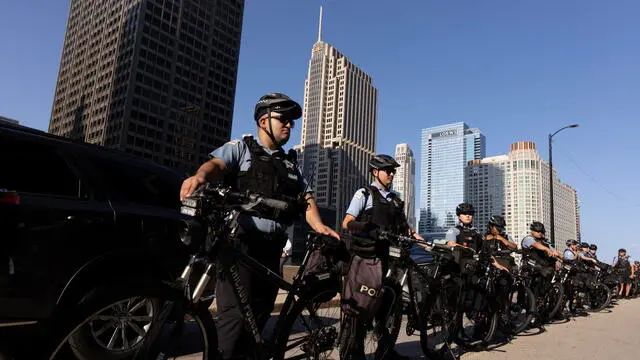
[270,115,295,128]
[380,167,397,174]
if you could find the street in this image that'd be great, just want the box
[393,298,639,359]
[178,298,639,359]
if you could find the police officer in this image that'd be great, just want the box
[563,239,584,313]
[342,154,421,360]
[563,239,580,261]
[520,222,562,298]
[613,248,634,298]
[484,215,517,271]
[577,242,597,265]
[343,154,422,241]
[520,221,562,261]
[445,203,483,252]
[180,93,338,360]
[484,215,517,325]
[588,244,599,261]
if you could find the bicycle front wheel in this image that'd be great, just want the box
[339,279,403,360]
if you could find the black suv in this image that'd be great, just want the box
[0,122,190,358]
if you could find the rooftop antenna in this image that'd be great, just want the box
[317,6,323,42]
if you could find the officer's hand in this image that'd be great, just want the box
[316,224,340,240]
[180,174,207,200]
[494,263,509,273]
[446,241,458,248]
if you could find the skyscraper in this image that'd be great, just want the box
[48,0,244,173]
[298,8,378,226]
[418,122,485,234]
[466,155,508,232]
[393,143,416,228]
[465,141,579,251]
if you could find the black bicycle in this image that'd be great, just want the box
[48,184,347,360]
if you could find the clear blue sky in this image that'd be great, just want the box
[1,0,639,262]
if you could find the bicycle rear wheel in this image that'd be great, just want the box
[274,289,342,360]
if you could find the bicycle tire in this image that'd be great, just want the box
[507,284,535,335]
[587,283,612,312]
[338,279,403,360]
[453,284,498,349]
[419,291,455,360]
[546,282,565,320]
[273,289,342,360]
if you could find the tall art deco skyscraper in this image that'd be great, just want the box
[298,8,378,226]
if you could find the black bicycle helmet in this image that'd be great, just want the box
[456,203,475,216]
[580,242,589,249]
[589,244,598,251]
[368,154,400,171]
[488,215,506,229]
[253,93,302,122]
[566,239,578,247]
[529,221,545,234]
[619,248,627,253]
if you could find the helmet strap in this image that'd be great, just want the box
[259,110,284,150]
[373,172,390,191]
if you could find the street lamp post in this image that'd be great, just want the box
[549,124,579,248]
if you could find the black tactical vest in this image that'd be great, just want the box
[357,185,408,235]
[485,232,514,267]
[522,237,555,267]
[616,255,630,269]
[226,136,306,223]
[456,225,482,252]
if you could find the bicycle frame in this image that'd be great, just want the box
[177,211,321,359]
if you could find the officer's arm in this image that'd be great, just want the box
[303,194,340,239]
[445,228,458,247]
[342,214,359,231]
[180,158,227,200]
[579,253,597,263]
[496,234,517,250]
[342,190,367,232]
[195,158,227,183]
[532,241,558,257]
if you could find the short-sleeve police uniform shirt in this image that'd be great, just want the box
[210,137,309,234]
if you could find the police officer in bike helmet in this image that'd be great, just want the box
[520,222,562,300]
[343,154,422,243]
[520,221,562,261]
[613,248,634,298]
[577,242,597,265]
[563,239,580,261]
[342,154,421,360]
[589,244,599,261]
[484,215,517,271]
[180,93,338,360]
[445,203,483,252]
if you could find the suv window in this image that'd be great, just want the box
[83,154,183,208]
[0,136,83,197]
